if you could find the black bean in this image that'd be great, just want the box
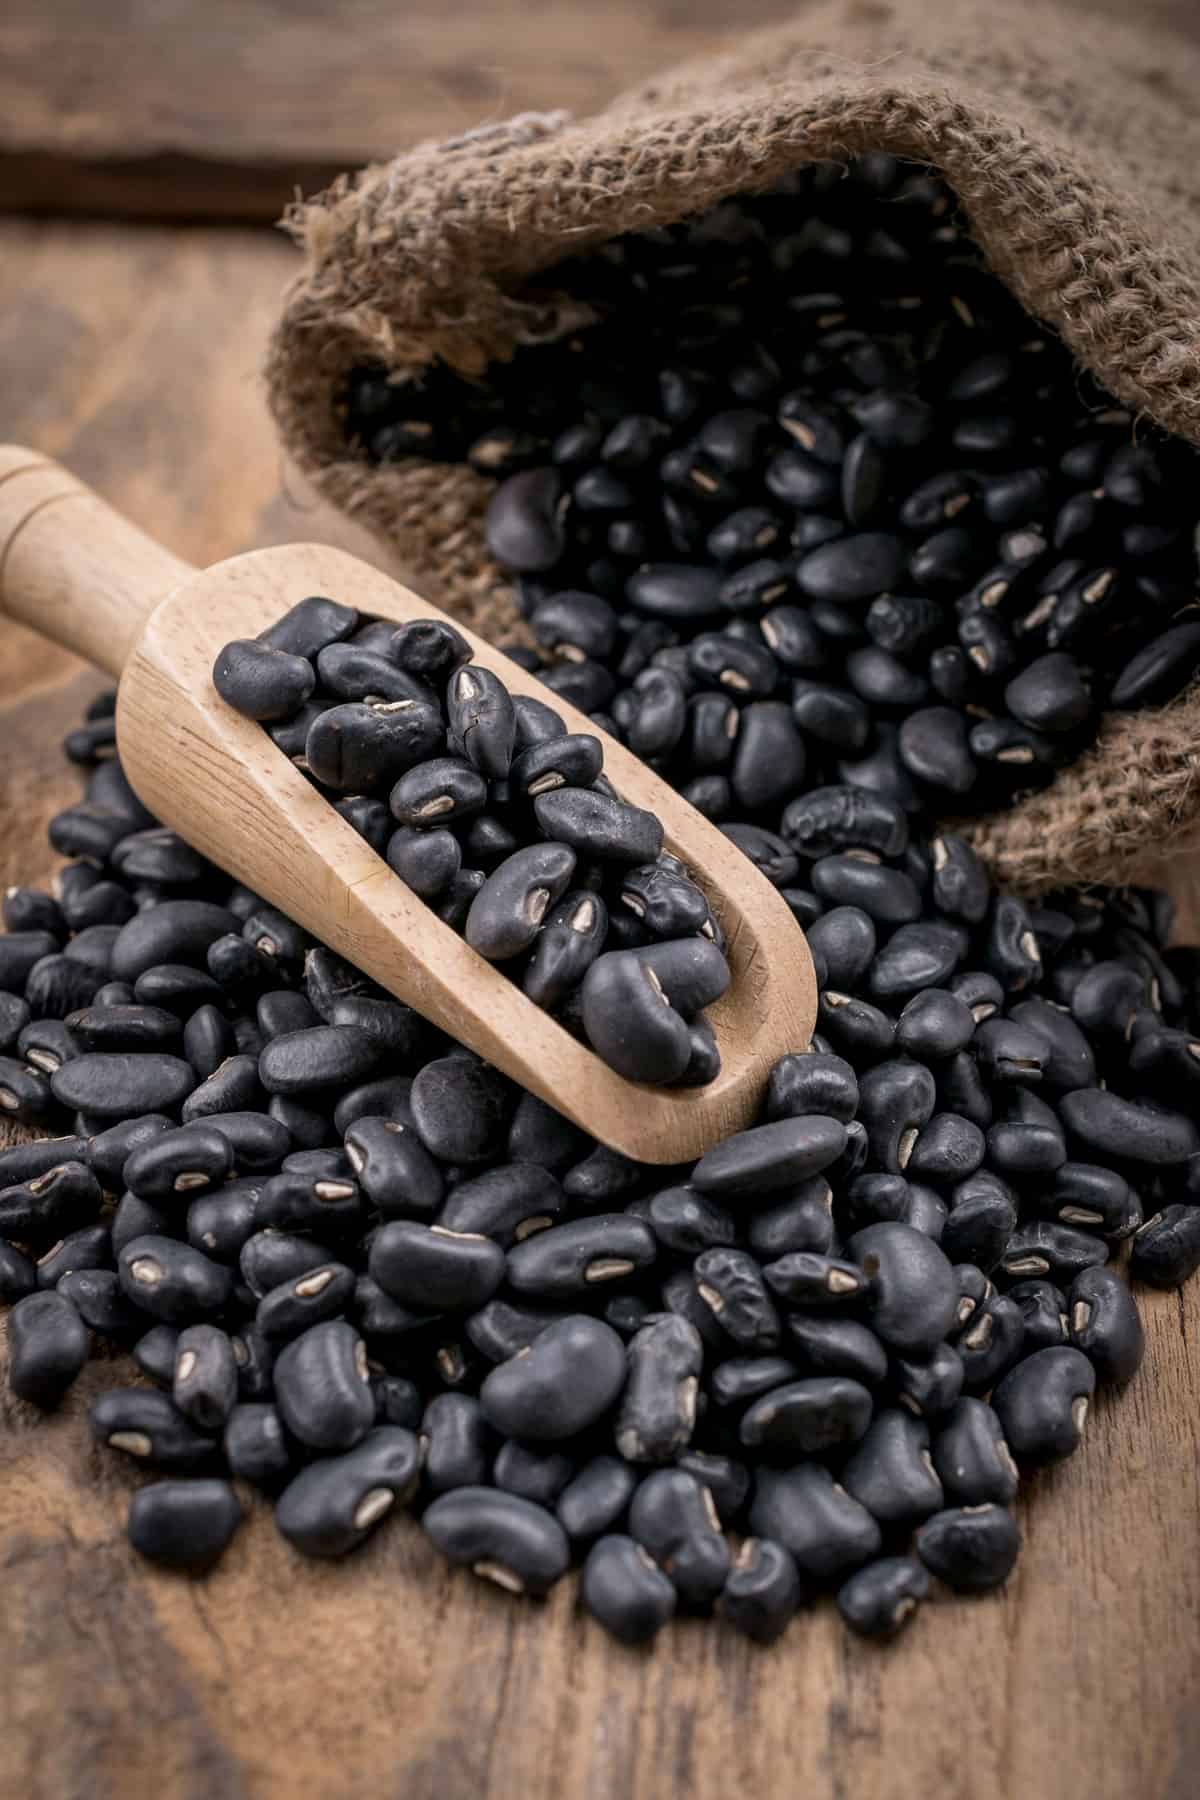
[90,1387,216,1469]
[1000,1220,1107,1283]
[781,785,907,859]
[485,468,566,572]
[914,1503,1019,1592]
[532,787,663,866]
[476,1313,624,1441]
[749,1464,880,1583]
[580,950,692,1083]
[739,1376,873,1456]
[116,1233,233,1323]
[132,1324,179,1387]
[956,1294,1025,1392]
[6,1290,89,1406]
[628,1467,730,1607]
[424,1486,570,1595]
[1109,622,1200,708]
[796,533,904,605]
[212,640,316,720]
[272,1320,374,1452]
[614,1315,703,1463]
[506,1215,656,1303]
[127,1478,242,1571]
[1130,1204,1200,1288]
[556,1454,638,1542]
[196,1110,291,1172]
[836,1555,930,1639]
[465,843,576,961]
[714,1538,802,1643]
[410,1056,513,1164]
[691,1248,779,1351]
[275,1427,422,1556]
[492,1441,574,1506]
[1060,1089,1198,1167]
[1067,1266,1144,1384]
[169,1323,238,1431]
[0,1159,103,1242]
[368,1220,505,1312]
[844,1221,959,1356]
[223,1403,293,1490]
[692,1116,847,1201]
[261,595,357,660]
[992,1345,1096,1464]
[122,1122,235,1203]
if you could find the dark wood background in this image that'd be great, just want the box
[1,6,1198,1798]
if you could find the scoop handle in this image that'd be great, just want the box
[0,446,193,680]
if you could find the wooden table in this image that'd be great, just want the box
[1,11,1198,1798]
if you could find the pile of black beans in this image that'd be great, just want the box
[345,155,1200,830]
[2,682,1200,1645]
[212,599,730,1087]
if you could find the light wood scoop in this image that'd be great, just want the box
[0,447,817,1163]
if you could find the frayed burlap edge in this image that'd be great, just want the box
[265,0,1200,895]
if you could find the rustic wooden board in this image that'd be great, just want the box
[0,0,800,220]
[1,216,1199,1800]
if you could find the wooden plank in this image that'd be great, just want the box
[1,217,1199,1800]
[0,0,799,221]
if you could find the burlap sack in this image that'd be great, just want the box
[266,0,1200,896]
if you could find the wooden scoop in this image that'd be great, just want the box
[0,447,816,1163]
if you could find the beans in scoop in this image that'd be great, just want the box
[2,686,1199,1649]
[212,603,730,1088]
[345,156,1200,828]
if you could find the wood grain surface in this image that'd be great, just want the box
[0,0,797,220]
[1,113,1199,1800]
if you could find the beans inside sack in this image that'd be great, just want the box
[3,153,1200,1648]
[212,601,730,1088]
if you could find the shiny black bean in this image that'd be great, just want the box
[479,1314,625,1441]
[836,1555,929,1639]
[261,595,357,660]
[578,1534,675,1642]
[170,1323,238,1430]
[691,1248,779,1351]
[954,1294,1024,1392]
[53,1267,139,1335]
[692,1116,847,1201]
[1131,1202,1200,1287]
[130,1324,178,1387]
[369,1220,505,1312]
[1000,1220,1107,1283]
[117,1233,232,1323]
[760,1252,864,1307]
[556,1454,638,1542]
[492,1441,574,1507]
[507,1214,656,1299]
[224,1403,293,1489]
[1067,1266,1144,1383]
[931,1397,1019,1507]
[128,1478,241,1571]
[531,786,663,867]
[424,1486,569,1595]
[717,1538,803,1643]
[781,784,907,859]
[628,1468,730,1608]
[181,1054,264,1121]
[464,842,576,962]
[212,640,317,720]
[992,1345,1096,1463]
[915,1503,1019,1592]
[1043,1163,1129,1234]
[816,992,896,1062]
[0,1159,103,1242]
[739,1376,873,1457]
[811,856,921,926]
[6,1290,89,1406]
[272,1320,374,1452]
[807,907,876,991]
[856,1060,937,1175]
[409,1056,515,1165]
[340,1117,441,1221]
[1060,1089,1198,1167]
[1007,1277,1067,1352]
[906,1113,986,1186]
[893,991,974,1064]
[183,1179,260,1265]
[385,826,461,899]
[645,1185,734,1256]
[749,1464,880,1583]
[197,1110,291,1172]
[90,1387,216,1469]
[843,1221,959,1357]
[795,533,904,605]
[275,1426,422,1557]
[580,950,691,1083]
[49,1052,195,1121]
[122,1122,234,1203]
[0,1237,37,1302]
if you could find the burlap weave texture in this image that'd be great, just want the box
[267,0,1200,893]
